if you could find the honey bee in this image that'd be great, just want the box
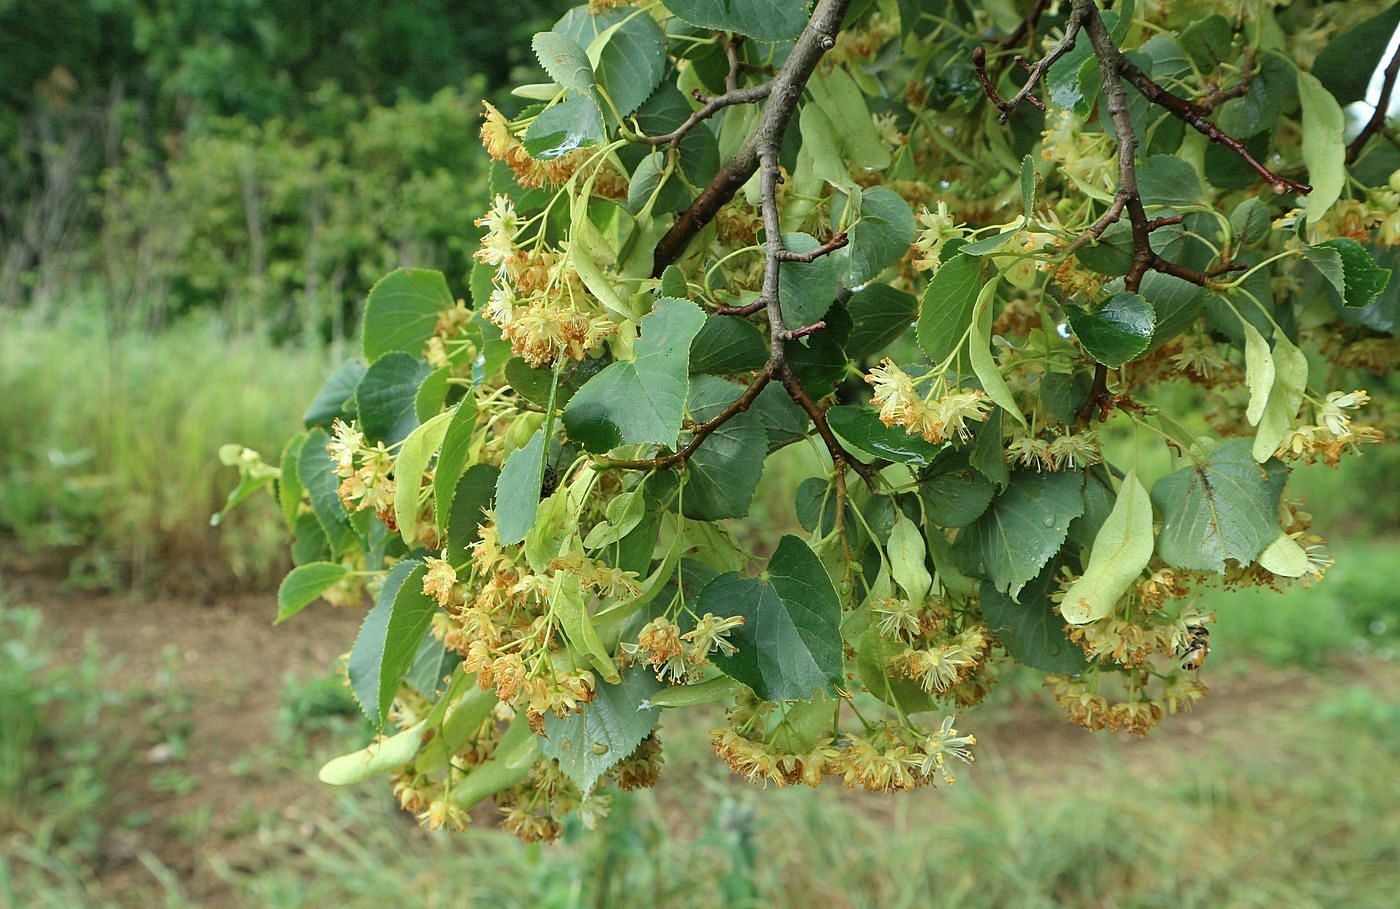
[1177,623,1210,671]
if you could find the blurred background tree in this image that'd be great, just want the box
[0,0,555,331]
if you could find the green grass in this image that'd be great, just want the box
[0,305,329,590]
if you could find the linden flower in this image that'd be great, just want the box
[930,389,991,442]
[327,418,364,477]
[1007,433,1053,471]
[919,716,977,784]
[1048,429,1101,470]
[421,558,458,606]
[866,358,922,426]
[637,617,688,683]
[682,614,744,663]
[872,597,921,640]
[474,194,522,278]
[1318,389,1370,436]
[912,201,965,273]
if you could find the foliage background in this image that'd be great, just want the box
[0,1,1397,906]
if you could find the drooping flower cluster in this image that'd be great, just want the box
[473,194,615,367]
[865,358,993,445]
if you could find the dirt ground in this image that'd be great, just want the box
[9,565,1395,908]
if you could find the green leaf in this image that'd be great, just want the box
[1310,239,1391,309]
[857,629,933,713]
[348,560,437,728]
[701,535,844,701]
[970,277,1028,428]
[846,284,917,359]
[1142,272,1206,350]
[794,477,842,536]
[1297,71,1346,226]
[505,354,608,407]
[393,410,455,545]
[1230,198,1272,246]
[303,360,365,428]
[779,232,837,329]
[917,253,982,366]
[1047,41,1098,113]
[357,353,432,445]
[495,429,547,546]
[827,405,944,467]
[1059,470,1154,625]
[755,382,809,453]
[888,510,932,606]
[1313,3,1400,105]
[1241,319,1276,427]
[447,464,500,555]
[681,376,766,520]
[1180,15,1233,68]
[523,94,605,159]
[1067,291,1156,367]
[591,12,668,118]
[954,469,1085,600]
[564,297,706,452]
[279,432,307,531]
[833,187,916,287]
[979,567,1089,674]
[659,0,809,41]
[403,635,460,701]
[531,31,594,94]
[689,316,768,374]
[361,269,453,363]
[1020,154,1038,219]
[276,562,348,624]
[432,395,480,537]
[969,409,1009,490]
[414,366,451,423]
[807,68,891,171]
[1253,334,1307,463]
[1151,439,1287,572]
[918,454,996,529]
[1138,155,1202,206]
[291,511,330,566]
[539,667,662,796]
[299,428,357,557]
[552,572,621,683]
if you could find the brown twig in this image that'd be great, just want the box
[597,366,775,470]
[651,0,853,276]
[776,230,848,262]
[1347,43,1400,164]
[780,364,877,488]
[1196,45,1254,115]
[632,83,772,147]
[778,321,827,341]
[973,4,1090,123]
[1115,55,1310,195]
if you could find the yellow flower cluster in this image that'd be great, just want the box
[865,358,992,444]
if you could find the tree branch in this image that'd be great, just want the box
[973,4,1090,123]
[1114,54,1310,195]
[596,366,774,471]
[650,0,853,276]
[632,83,772,147]
[1347,43,1400,164]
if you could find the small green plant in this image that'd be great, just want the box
[223,0,1400,843]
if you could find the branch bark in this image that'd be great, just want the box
[650,0,853,276]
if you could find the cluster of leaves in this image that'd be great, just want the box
[223,0,1399,839]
